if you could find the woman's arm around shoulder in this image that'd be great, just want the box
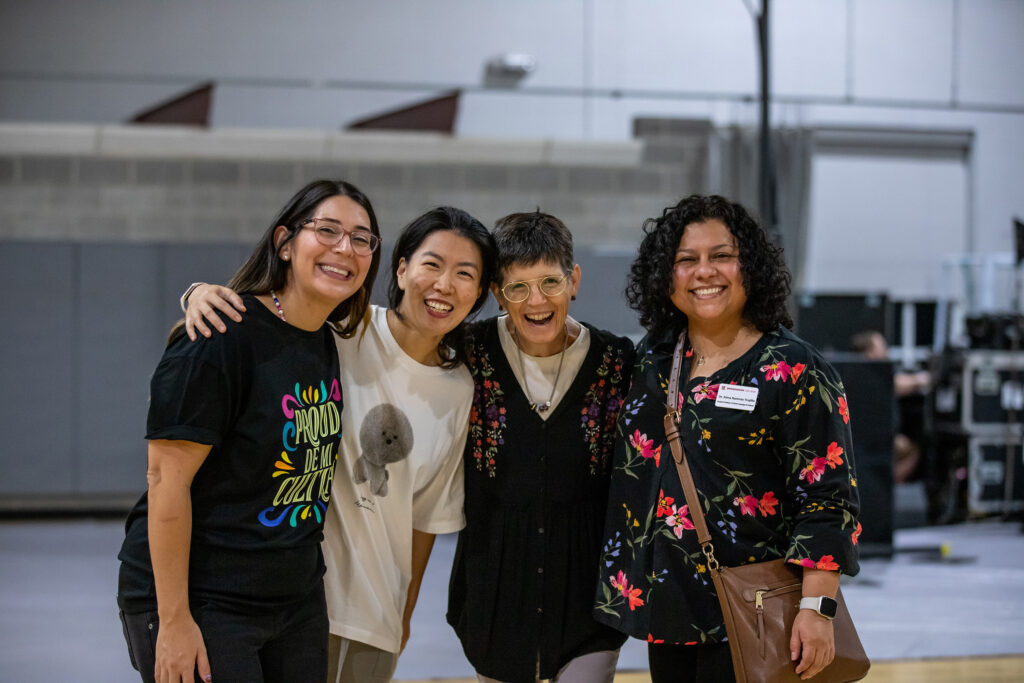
[182,283,246,341]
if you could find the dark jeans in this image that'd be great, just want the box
[648,641,736,683]
[120,583,328,683]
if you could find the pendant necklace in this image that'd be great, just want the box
[513,322,569,413]
[270,290,286,321]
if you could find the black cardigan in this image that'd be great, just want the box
[447,318,634,682]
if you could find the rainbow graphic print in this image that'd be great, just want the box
[258,378,342,528]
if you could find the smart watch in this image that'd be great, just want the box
[799,596,838,620]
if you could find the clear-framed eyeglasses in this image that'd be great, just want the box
[301,218,380,256]
[500,273,571,303]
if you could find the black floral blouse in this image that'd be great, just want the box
[593,325,861,646]
[447,318,634,683]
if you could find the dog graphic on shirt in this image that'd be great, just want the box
[354,403,414,497]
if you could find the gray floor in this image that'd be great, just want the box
[1,507,1023,682]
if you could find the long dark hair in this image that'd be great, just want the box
[387,206,496,368]
[627,194,792,336]
[169,179,380,344]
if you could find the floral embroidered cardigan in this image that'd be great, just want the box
[446,318,634,683]
[593,325,861,646]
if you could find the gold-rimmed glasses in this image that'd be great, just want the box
[301,218,380,256]
[500,273,570,303]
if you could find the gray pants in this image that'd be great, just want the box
[476,649,620,683]
[327,635,399,683]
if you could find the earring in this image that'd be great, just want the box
[571,294,576,301]
[281,253,290,261]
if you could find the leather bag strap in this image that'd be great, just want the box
[663,331,719,564]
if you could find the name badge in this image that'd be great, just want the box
[715,384,759,412]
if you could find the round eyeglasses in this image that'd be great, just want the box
[500,273,570,303]
[301,218,380,256]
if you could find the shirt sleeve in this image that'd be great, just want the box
[411,419,468,534]
[145,335,236,446]
[776,350,861,576]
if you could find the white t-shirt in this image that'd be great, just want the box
[322,305,470,653]
[496,315,590,421]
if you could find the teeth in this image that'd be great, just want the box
[320,264,351,277]
[426,301,453,312]
[526,313,552,322]
[694,287,722,296]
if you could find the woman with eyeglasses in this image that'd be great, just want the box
[179,207,496,683]
[117,179,381,683]
[446,211,634,683]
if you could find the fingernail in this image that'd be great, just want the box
[204,676,212,682]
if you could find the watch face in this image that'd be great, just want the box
[820,596,838,619]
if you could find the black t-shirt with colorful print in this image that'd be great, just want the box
[117,295,343,613]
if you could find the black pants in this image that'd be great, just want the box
[120,583,328,683]
[648,641,736,683]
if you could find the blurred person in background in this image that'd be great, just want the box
[851,330,930,483]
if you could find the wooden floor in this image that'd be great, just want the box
[399,655,1024,683]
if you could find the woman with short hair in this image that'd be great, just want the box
[447,211,634,683]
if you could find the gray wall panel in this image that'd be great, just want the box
[76,244,164,493]
[573,251,638,339]
[0,243,76,494]
[158,244,251,333]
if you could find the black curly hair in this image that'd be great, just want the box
[626,194,793,336]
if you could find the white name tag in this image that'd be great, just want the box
[715,384,759,411]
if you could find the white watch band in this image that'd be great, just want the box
[799,596,833,619]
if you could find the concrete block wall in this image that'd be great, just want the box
[0,124,707,247]
[0,122,708,508]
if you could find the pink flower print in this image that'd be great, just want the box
[761,361,792,382]
[691,381,719,404]
[802,457,827,484]
[630,429,661,467]
[733,495,759,517]
[610,570,644,610]
[666,504,695,538]
[630,429,653,454]
[789,555,840,571]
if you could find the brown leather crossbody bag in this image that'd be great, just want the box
[663,331,870,682]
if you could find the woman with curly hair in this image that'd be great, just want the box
[593,195,861,682]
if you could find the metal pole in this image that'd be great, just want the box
[757,0,777,237]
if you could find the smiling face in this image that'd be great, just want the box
[669,219,748,330]
[277,194,374,311]
[395,229,484,340]
[496,259,581,357]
